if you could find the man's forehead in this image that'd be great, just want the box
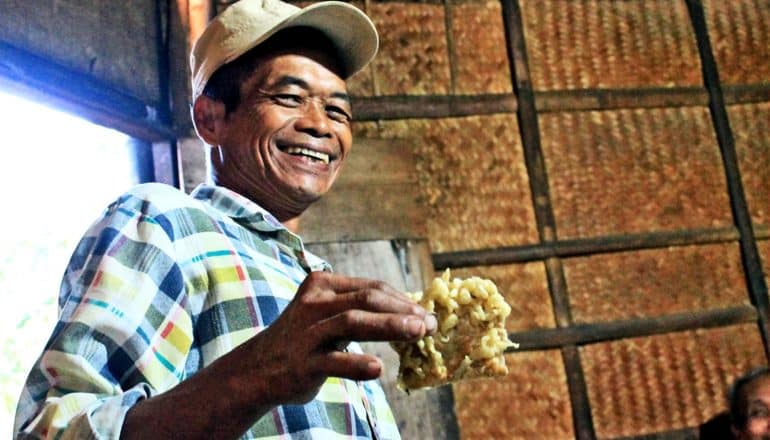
[247,50,348,93]
[747,375,770,394]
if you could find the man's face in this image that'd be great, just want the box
[211,47,353,223]
[735,375,770,440]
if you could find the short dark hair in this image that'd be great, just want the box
[729,366,770,429]
[201,26,342,115]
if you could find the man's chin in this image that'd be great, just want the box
[286,186,327,211]
[291,180,333,202]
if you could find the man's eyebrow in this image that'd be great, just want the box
[330,91,351,104]
[271,75,350,103]
[272,75,310,90]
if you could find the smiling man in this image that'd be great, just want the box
[14,1,435,439]
[196,26,355,232]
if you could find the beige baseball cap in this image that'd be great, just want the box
[190,0,379,101]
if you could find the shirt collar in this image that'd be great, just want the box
[191,184,284,230]
[190,184,331,272]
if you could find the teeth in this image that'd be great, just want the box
[284,147,330,164]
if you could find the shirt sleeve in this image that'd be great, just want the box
[14,192,192,439]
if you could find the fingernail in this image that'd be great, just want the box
[406,317,424,337]
[424,313,438,333]
[368,359,382,375]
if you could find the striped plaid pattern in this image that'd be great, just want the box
[14,183,400,439]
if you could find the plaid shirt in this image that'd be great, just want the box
[14,183,400,439]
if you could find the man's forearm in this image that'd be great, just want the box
[121,345,272,440]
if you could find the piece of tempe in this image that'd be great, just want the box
[391,270,515,391]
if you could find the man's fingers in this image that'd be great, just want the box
[313,310,429,348]
[316,351,383,382]
[299,272,429,320]
[319,288,425,318]
[304,272,407,301]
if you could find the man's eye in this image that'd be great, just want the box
[749,406,770,418]
[326,106,351,122]
[273,94,303,106]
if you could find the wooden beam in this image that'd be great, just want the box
[538,85,769,112]
[723,84,770,106]
[536,87,708,112]
[501,0,595,438]
[432,227,740,269]
[0,41,175,142]
[349,83,770,122]
[351,94,518,120]
[686,0,770,363]
[611,427,698,440]
[508,305,758,351]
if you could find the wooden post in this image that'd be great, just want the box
[500,0,596,437]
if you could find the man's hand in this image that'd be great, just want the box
[122,272,435,440]
[235,271,437,405]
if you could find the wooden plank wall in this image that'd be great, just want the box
[0,0,161,105]
[0,0,175,141]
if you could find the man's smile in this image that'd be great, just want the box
[280,145,331,164]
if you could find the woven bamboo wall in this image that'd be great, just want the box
[540,107,733,239]
[521,0,702,90]
[334,0,770,439]
[582,325,766,438]
[729,102,770,226]
[190,1,770,438]
[334,0,770,438]
[702,0,770,85]
[762,242,770,287]
[378,116,538,252]
[454,351,575,439]
[565,244,750,324]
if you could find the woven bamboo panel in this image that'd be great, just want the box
[367,1,451,95]
[582,325,767,439]
[378,116,539,252]
[448,0,512,95]
[346,60,376,98]
[728,102,770,227]
[342,0,374,97]
[564,243,749,324]
[447,262,555,332]
[540,107,733,239]
[760,241,770,287]
[702,0,770,85]
[519,0,702,91]
[350,121,380,140]
[453,350,574,439]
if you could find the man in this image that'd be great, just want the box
[14,1,436,438]
[729,367,770,440]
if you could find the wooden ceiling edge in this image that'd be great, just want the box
[0,41,175,142]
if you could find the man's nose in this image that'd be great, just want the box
[294,99,332,137]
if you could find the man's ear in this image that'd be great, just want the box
[193,95,227,146]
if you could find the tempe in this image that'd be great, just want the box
[391,270,515,391]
